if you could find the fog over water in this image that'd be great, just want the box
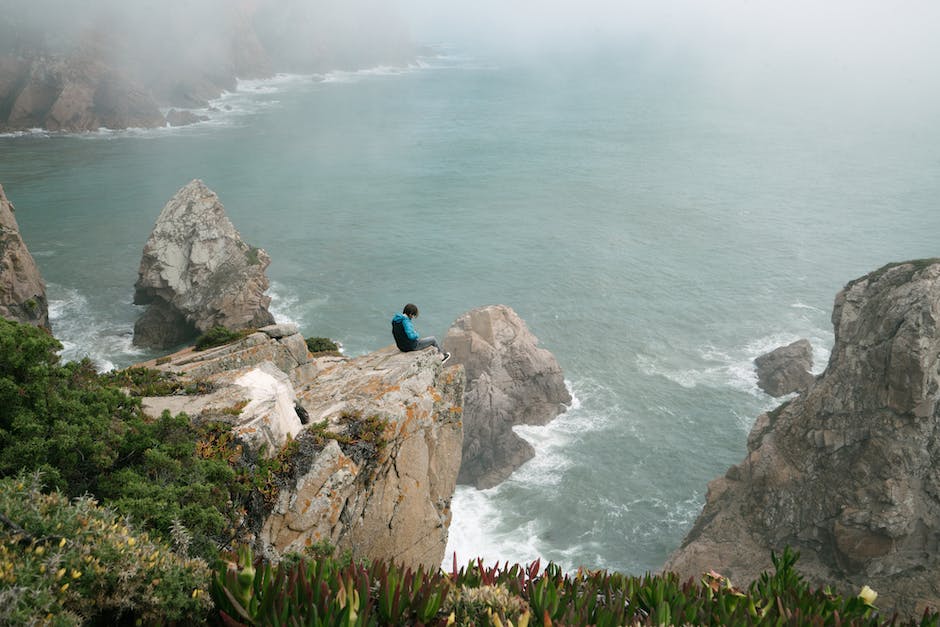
[3,0,940,575]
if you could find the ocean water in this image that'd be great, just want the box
[2,48,939,575]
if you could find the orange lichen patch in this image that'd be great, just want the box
[237,426,258,434]
[449,406,463,414]
[427,386,443,402]
[379,384,401,398]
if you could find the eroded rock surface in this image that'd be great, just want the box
[664,259,940,615]
[137,332,464,571]
[133,180,274,349]
[0,184,49,329]
[443,305,569,489]
[754,339,815,397]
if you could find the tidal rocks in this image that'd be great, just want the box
[754,339,815,397]
[443,305,570,489]
[0,184,49,329]
[137,333,464,571]
[664,259,940,615]
[133,180,274,349]
[165,109,209,127]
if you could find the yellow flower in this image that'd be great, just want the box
[60,583,69,593]
[859,585,878,606]
[56,568,66,580]
[58,537,66,547]
[71,570,82,579]
[127,537,136,547]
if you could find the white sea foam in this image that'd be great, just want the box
[443,486,545,571]
[48,286,144,371]
[444,379,614,570]
[318,63,425,84]
[267,281,302,328]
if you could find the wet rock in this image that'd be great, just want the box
[754,339,815,397]
[443,305,570,489]
[664,259,940,616]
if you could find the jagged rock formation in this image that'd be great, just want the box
[664,259,940,615]
[754,339,815,397]
[0,183,49,329]
[443,305,570,489]
[133,180,274,349]
[137,328,464,571]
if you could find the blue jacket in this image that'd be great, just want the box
[391,313,419,351]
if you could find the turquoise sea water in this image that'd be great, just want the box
[2,49,939,575]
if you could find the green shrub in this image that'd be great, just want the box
[306,336,340,355]
[0,319,244,560]
[211,545,939,626]
[0,473,211,625]
[195,326,252,351]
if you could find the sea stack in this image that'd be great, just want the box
[0,184,50,330]
[133,180,274,349]
[664,259,940,615]
[443,304,570,489]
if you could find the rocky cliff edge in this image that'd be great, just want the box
[137,326,464,571]
[664,259,940,615]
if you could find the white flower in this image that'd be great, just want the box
[859,585,878,606]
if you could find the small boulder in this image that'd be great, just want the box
[133,180,274,349]
[754,339,815,397]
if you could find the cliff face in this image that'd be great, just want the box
[0,1,415,132]
[664,259,940,615]
[0,184,49,329]
[133,180,274,349]
[138,330,464,571]
[443,305,570,489]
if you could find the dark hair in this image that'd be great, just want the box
[403,303,419,317]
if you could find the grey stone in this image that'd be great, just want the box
[443,305,570,489]
[0,184,49,330]
[260,323,300,339]
[754,339,815,397]
[664,259,940,617]
[133,180,274,348]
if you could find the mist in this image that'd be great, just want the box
[399,0,940,116]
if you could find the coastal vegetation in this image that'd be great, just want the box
[1,317,939,624]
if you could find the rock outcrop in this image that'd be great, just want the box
[133,180,274,349]
[0,2,415,132]
[137,329,464,571]
[754,339,815,397]
[0,53,166,132]
[664,259,940,615]
[0,184,49,329]
[443,305,570,489]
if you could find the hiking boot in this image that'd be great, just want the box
[441,352,451,364]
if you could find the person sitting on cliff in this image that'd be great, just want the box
[392,303,451,363]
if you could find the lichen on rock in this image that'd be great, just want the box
[664,259,940,616]
[132,180,274,349]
